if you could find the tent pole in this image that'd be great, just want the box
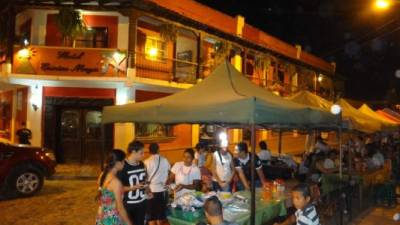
[278,129,282,156]
[250,124,256,225]
[101,124,105,171]
[338,126,343,179]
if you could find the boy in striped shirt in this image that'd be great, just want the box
[275,183,321,225]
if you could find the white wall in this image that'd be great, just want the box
[8,77,133,148]
[114,86,135,150]
[16,9,129,49]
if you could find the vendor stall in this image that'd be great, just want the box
[321,160,391,207]
[358,104,399,126]
[167,190,288,225]
[102,60,340,225]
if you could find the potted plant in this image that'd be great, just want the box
[55,7,86,47]
[159,23,177,43]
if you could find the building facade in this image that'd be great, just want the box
[0,0,338,164]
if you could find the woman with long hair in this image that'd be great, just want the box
[96,149,132,225]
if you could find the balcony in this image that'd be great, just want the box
[12,46,127,77]
[134,51,206,84]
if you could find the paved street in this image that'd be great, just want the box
[0,179,98,225]
[351,206,400,225]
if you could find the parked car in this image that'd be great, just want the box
[0,143,56,198]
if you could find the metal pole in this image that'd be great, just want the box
[250,124,256,225]
[278,129,282,156]
[339,126,343,179]
[101,124,105,171]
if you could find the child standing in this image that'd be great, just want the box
[275,183,321,225]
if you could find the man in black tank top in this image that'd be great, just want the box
[117,140,149,225]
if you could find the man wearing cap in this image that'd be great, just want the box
[233,142,268,191]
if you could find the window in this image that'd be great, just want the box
[145,36,167,61]
[75,27,108,48]
[0,103,11,136]
[135,123,174,141]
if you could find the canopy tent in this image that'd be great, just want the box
[358,104,399,130]
[288,90,333,110]
[382,108,400,121]
[377,110,400,123]
[336,99,381,133]
[287,91,353,130]
[103,61,339,128]
[102,60,340,225]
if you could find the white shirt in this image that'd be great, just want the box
[372,153,385,167]
[315,141,329,153]
[258,149,272,161]
[212,150,233,182]
[171,162,201,186]
[323,158,335,169]
[144,154,171,193]
[194,152,206,167]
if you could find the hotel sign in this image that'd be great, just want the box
[13,46,127,77]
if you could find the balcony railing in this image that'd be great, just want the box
[135,52,200,84]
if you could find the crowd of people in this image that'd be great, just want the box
[94,139,274,225]
[94,131,400,225]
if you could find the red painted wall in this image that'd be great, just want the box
[43,87,116,99]
[45,14,62,46]
[135,89,171,102]
[82,15,118,48]
[135,89,192,164]
[46,14,118,48]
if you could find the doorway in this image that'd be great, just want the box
[60,109,103,163]
[44,97,113,164]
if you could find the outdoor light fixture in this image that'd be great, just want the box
[218,132,227,141]
[395,69,400,78]
[375,0,390,10]
[148,47,158,57]
[330,104,342,115]
[318,75,323,82]
[23,39,29,46]
[17,48,30,59]
[218,131,228,148]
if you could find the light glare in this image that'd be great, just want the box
[375,0,390,10]
[331,104,342,115]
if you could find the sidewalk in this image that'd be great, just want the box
[52,163,100,180]
[351,206,400,225]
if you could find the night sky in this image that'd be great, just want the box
[197,0,400,102]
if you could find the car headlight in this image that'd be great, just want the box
[43,149,56,161]
[45,152,55,160]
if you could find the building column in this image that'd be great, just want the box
[114,86,135,150]
[230,50,243,144]
[125,9,143,86]
[31,9,47,45]
[26,84,42,147]
[192,124,199,147]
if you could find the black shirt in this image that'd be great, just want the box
[16,128,32,144]
[117,160,147,205]
[234,153,263,181]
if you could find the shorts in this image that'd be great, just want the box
[125,201,147,225]
[147,192,168,221]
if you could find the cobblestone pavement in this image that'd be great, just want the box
[0,179,98,225]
